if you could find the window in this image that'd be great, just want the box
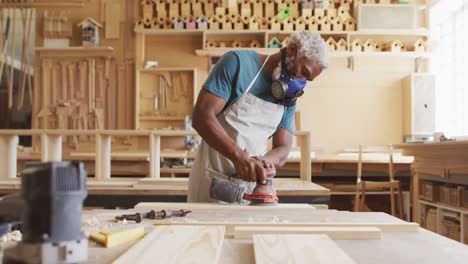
[429,0,468,136]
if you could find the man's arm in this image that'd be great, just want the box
[192,89,267,182]
[262,128,293,168]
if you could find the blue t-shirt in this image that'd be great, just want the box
[202,50,296,135]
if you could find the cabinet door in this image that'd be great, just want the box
[412,74,435,134]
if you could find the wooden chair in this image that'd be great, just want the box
[353,144,404,218]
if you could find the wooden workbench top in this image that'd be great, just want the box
[82,203,468,264]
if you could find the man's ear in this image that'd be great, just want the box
[287,44,298,58]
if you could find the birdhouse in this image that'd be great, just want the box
[314,0,329,8]
[302,0,314,9]
[222,16,232,30]
[135,18,150,30]
[309,16,320,31]
[281,37,289,47]
[196,15,209,30]
[332,18,343,31]
[268,37,282,48]
[320,17,333,32]
[142,0,153,21]
[77,17,103,47]
[172,17,185,29]
[383,40,405,52]
[337,6,351,21]
[326,37,337,52]
[282,17,294,31]
[249,16,262,30]
[364,39,378,52]
[289,0,300,17]
[218,42,227,47]
[314,8,325,20]
[340,0,351,10]
[379,0,391,3]
[264,0,276,18]
[204,0,215,17]
[344,17,356,31]
[327,8,337,18]
[250,39,261,48]
[295,16,307,31]
[413,39,426,52]
[232,40,243,48]
[239,0,251,12]
[186,16,197,29]
[336,38,348,51]
[260,18,269,30]
[269,17,282,31]
[163,18,173,29]
[353,0,363,8]
[208,16,221,30]
[231,15,245,30]
[302,8,312,18]
[205,40,217,48]
[251,0,263,17]
[351,39,364,52]
[192,0,203,17]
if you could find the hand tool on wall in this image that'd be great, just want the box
[8,8,17,110]
[208,167,279,206]
[17,8,33,109]
[1,161,88,264]
[0,13,11,92]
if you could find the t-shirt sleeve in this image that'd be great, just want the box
[202,51,239,101]
[277,104,297,134]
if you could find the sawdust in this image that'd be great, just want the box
[117,219,128,225]
[0,230,22,242]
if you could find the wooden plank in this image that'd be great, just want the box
[153,221,420,233]
[234,226,381,240]
[89,226,144,248]
[253,234,356,264]
[113,225,225,264]
[135,202,318,211]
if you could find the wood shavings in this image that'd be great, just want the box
[117,219,128,225]
[82,216,100,227]
[0,230,22,242]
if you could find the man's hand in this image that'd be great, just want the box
[233,149,267,183]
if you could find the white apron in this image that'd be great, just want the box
[188,55,285,203]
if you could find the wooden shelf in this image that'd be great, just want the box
[134,29,204,35]
[195,48,431,59]
[139,68,196,73]
[349,29,429,36]
[35,46,114,57]
[420,200,468,215]
[0,1,84,8]
[139,115,186,121]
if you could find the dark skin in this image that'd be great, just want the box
[192,44,323,183]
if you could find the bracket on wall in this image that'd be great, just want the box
[347,56,354,71]
[414,57,422,73]
[207,54,212,72]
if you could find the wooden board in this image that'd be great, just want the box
[253,234,356,264]
[134,202,319,211]
[105,0,121,39]
[113,225,225,264]
[153,221,420,233]
[234,226,381,240]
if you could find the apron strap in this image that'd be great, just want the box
[244,55,270,94]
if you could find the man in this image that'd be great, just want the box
[188,31,328,203]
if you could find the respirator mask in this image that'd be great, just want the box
[271,48,307,107]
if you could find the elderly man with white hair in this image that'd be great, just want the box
[188,31,328,203]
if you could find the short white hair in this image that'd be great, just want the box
[287,31,329,70]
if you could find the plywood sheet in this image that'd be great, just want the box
[253,234,356,264]
[113,225,225,264]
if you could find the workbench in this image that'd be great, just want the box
[82,202,468,264]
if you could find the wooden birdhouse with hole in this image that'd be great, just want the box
[222,16,232,30]
[413,39,426,52]
[344,17,356,31]
[364,39,378,52]
[260,18,269,30]
[232,40,243,48]
[337,6,351,21]
[135,18,148,30]
[295,16,307,31]
[336,38,348,51]
[218,42,227,48]
[333,18,343,31]
[327,8,338,18]
[268,37,282,48]
[320,17,333,32]
[205,40,217,48]
[77,17,102,47]
[249,16,262,30]
[196,15,208,30]
[351,39,364,52]
[314,8,325,20]
[163,18,173,29]
[251,0,264,17]
[302,8,312,18]
[281,37,289,47]
[173,17,185,29]
[383,40,406,52]
[208,16,221,30]
[289,0,300,17]
[250,39,261,48]
[326,38,337,52]
[264,0,276,18]
[353,0,363,8]
[186,16,197,29]
[340,0,351,10]
[180,0,191,17]
[308,16,320,31]
[142,0,153,21]
[151,18,163,29]
[282,17,294,31]
[231,15,245,30]
[155,0,166,18]
[270,17,282,31]
[192,0,203,17]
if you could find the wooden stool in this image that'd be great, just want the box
[353,145,404,219]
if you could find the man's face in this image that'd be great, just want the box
[285,45,323,82]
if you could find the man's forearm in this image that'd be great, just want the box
[193,114,243,163]
[262,145,291,167]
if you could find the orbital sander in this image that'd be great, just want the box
[208,167,279,206]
